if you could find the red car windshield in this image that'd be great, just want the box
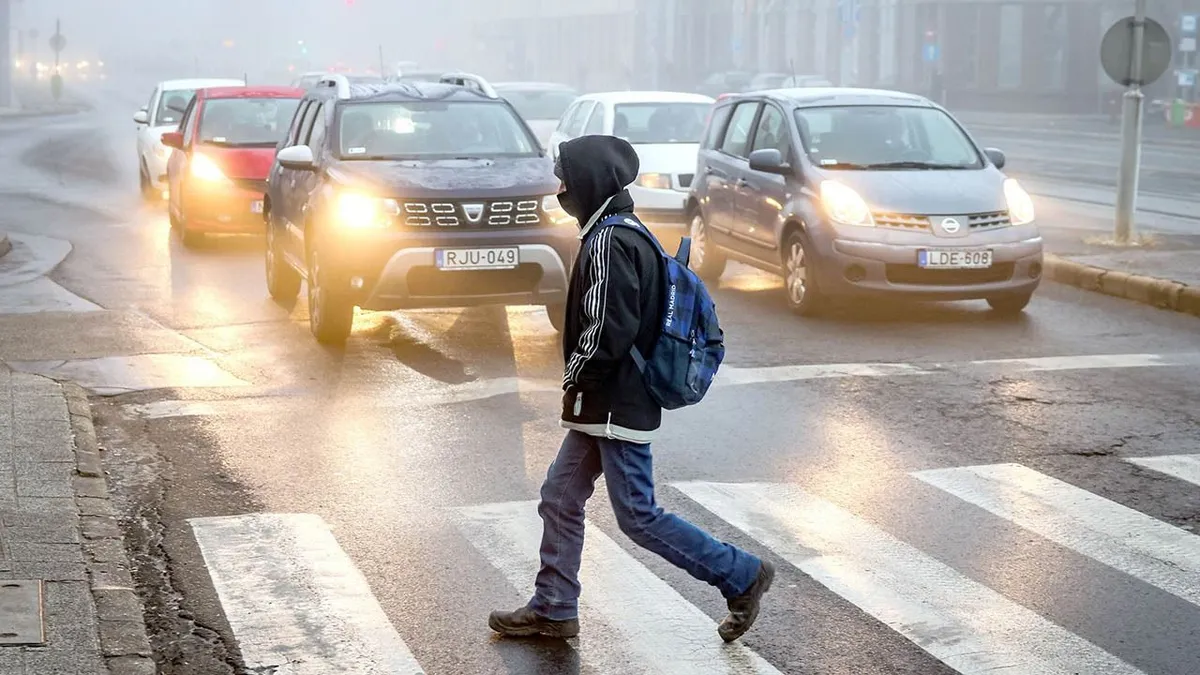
[199,97,301,147]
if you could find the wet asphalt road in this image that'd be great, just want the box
[1,83,1199,675]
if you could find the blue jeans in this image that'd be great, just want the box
[529,430,762,620]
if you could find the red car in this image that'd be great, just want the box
[162,86,304,247]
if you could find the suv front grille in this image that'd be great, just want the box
[401,199,542,228]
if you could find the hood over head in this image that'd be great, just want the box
[554,135,639,233]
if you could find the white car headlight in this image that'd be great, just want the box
[819,180,874,227]
[635,173,671,190]
[190,153,228,183]
[334,193,399,229]
[1003,178,1035,226]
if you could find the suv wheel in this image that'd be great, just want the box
[688,213,727,281]
[307,248,354,345]
[546,303,566,333]
[783,231,824,316]
[265,222,301,304]
[987,292,1033,316]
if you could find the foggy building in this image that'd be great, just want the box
[463,0,1199,114]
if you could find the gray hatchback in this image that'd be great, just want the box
[686,87,1043,315]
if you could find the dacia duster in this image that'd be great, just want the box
[263,73,571,344]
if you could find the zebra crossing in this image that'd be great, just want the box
[187,454,1200,675]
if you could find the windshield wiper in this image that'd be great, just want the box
[817,161,871,170]
[864,161,973,170]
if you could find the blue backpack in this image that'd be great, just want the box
[593,214,725,410]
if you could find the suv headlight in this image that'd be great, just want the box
[334,193,400,229]
[1003,178,1035,226]
[820,180,874,227]
[635,173,671,190]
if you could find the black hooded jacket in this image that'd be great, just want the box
[555,135,665,442]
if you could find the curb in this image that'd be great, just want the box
[62,383,157,675]
[1044,253,1200,318]
[0,233,9,259]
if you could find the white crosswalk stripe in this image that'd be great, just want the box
[1127,454,1200,487]
[675,481,1145,675]
[454,500,785,675]
[189,513,426,675]
[914,463,1200,609]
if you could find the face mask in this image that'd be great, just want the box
[557,191,584,221]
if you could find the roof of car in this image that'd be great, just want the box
[160,78,244,91]
[314,81,499,104]
[580,91,715,105]
[202,86,305,99]
[753,87,934,108]
[493,82,576,91]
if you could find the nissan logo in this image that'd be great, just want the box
[941,217,962,233]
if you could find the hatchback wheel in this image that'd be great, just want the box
[987,292,1033,316]
[265,223,301,304]
[688,213,727,281]
[783,232,824,316]
[307,248,354,345]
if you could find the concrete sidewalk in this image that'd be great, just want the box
[0,367,153,675]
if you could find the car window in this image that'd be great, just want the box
[583,106,605,135]
[198,97,301,148]
[612,103,709,144]
[750,104,790,157]
[306,103,327,156]
[500,88,578,121]
[146,89,158,117]
[156,90,195,127]
[564,101,596,137]
[794,105,983,169]
[719,102,759,158]
[337,100,538,159]
[180,99,198,146]
[702,105,733,149]
[556,101,580,133]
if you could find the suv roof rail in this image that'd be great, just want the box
[439,72,497,99]
[317,73,352,99]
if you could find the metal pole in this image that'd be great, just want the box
[0,0,12,109]
[1114,0,1147,244]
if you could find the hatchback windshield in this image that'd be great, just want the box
[338,101,537,158]
[498,88,578,121]
[794,105,983,170]
[199,97,301,147]
[156,90,194,126]
[613,103,710,144]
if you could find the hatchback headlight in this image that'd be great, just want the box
[635,173,671,190]
[190,153,228,183]
[820,180,874,227]
[334,193,399,229]
[1003,178,1035,226]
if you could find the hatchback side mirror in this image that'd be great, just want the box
[277,144,316,171]
[161,131,184,150]
[133,109,149,125]
[748,148,790,175]
[984,147,1006,170]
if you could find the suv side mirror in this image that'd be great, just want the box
[278,145,316,171]
[161,131,184,150]
[984,147,1006,170]
[133,109,149,125]
[748,148,790,175]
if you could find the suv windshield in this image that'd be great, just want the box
[338,101,537,159]
[498,88,578,121]
[157,90,195,126]
[794,105,983,170]
[199,97,301,147]
[613,103,710,144]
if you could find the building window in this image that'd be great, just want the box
[1042,4,1067,90]
[998,5,1022,88]
[878,0,898,84]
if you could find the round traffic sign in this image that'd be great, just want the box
[1100,16,1172,86]
[49,33,66,53]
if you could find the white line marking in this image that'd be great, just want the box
[676,481,1144,675]
[189,513,424,675]
[914,463,1200,609]
[1127,455,1200,487]
[455,501,783,675]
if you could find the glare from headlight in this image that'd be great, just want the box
[190,153,227,182]
[819,180,874,227]
[635,173,671,190]
[335,193,397,228]
[1003,178,1035,226]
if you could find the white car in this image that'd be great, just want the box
[548,91,714,235]
[134,78,244,201]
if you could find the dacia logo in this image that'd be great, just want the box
[665,283,677,328]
